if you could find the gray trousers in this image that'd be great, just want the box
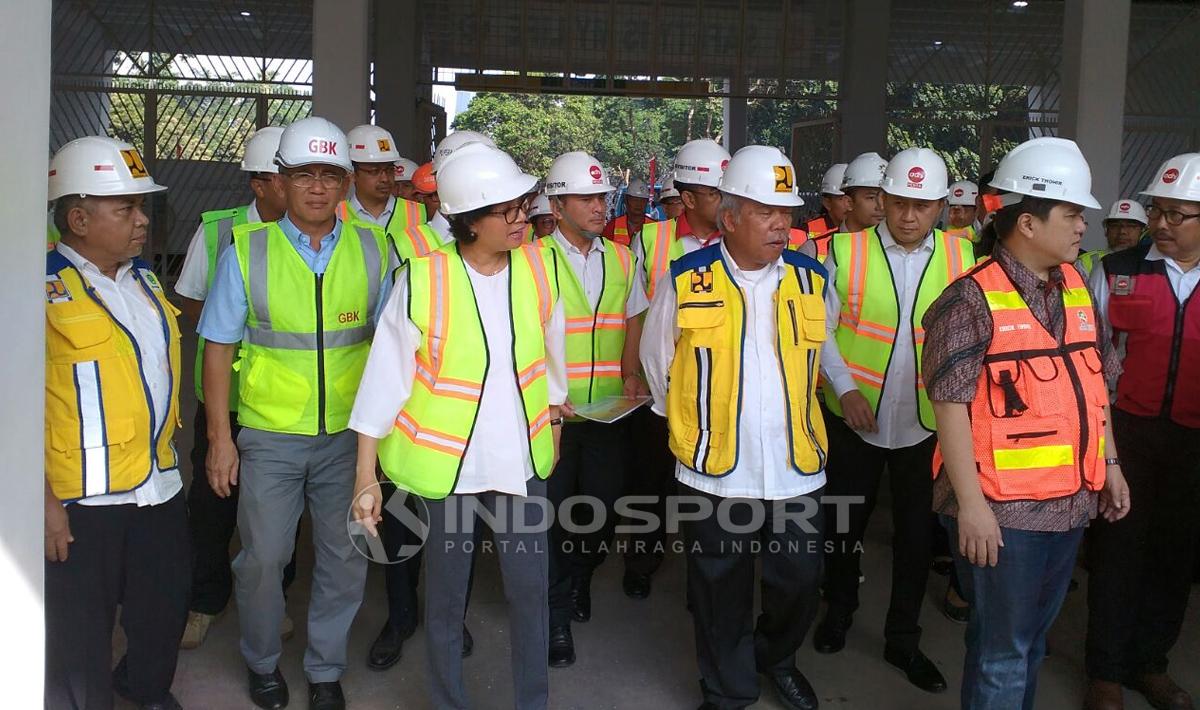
[425,478,551,710]
[233,428,367,682]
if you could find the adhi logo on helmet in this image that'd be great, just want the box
[953,187,964,198]
[908,166,926,184]
[1119,202,1130,213]
[1163,168,1180,184]
[589,165,603,182]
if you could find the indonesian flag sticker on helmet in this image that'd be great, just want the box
[48,136,168,200]
[347,124,401,163]
[672,138,731,188]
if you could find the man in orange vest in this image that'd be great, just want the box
[796,163,850,256]
[602,177,654,246]
[921,137,1130,709]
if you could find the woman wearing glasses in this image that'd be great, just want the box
[349,142,568,710]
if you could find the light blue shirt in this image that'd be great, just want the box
[198,214,394,344]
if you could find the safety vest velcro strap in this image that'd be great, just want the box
[518,358,548,389]
[396,411,468,457]
[994,444,1074,470]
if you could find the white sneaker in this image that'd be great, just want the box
[180,611,217,650]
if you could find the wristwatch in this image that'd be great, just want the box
[1104,457,1120,466]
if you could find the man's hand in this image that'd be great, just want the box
[839,390,878,433]
[622,374,650,398]
[1099,464,1131,522]
[45,501,73,562]
[958,500,1003,567]
[206,435,240,498]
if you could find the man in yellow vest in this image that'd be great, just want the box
[812,148,976,695]
[173,125,298,651]
[602,176,654,247]
[392,157,419,200]
[622,138,731,601]
[199,117,392,710]
[1077,198,1148,275]
[528,192,557,239]
[339,124,426,237]
[944,180,979,242]
[641,145,828,710]
[540,150,649,667]
[43,136,188,709]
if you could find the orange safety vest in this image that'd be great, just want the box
[606,214,655,247]
[932,259,1109,501]
[788,227,808,249]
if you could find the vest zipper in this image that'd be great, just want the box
[787,300,800,346]
[1161,293,1190,417]
[315,273,326,434]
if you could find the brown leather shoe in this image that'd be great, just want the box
[1083,679,1124,710]
[1126,673,1194,710]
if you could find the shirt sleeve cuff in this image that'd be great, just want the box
[829,374,859,399]
[348,418,393,440]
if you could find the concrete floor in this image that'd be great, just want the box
[114,329,1200,710]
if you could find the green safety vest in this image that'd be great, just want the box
[377,242,561,499]
[233,220,388,435]
[540,235,634,406]
[637,218,686,300]
[390,222,449,264]
[338,197,426,237]
[194,205,250,406]
[1077,249,1109,275]
[823,227,976,431]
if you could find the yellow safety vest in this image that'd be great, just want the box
[44,251,182,502]
[1077,249,1109,275]
[193,204,250,406]
[540,235,634,406]
[390,222,449,264]
[338,196,427,236]
[233,221,388,435]
[824,227,976,431]
[637,218,686,301]
[945,224,978,243]
[377,242,561,499]
[666,246,829,476]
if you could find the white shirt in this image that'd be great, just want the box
[349,191,396,229]
[552,230,650,317]
[640,241,828,500]
[820,222,935,449]
[349,262,568,496]
[428,212,452,242]
[1089,244,1200,316]
[175,202,261,301]
[56,243,182,507]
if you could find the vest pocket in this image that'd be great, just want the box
[985,415,1079,499]
[47,312,114,357]
[797,294,826,343]
[1106,295,1151,331]
[240,352,311,429]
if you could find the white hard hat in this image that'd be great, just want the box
[528,193,553,219]
[881,147,949,200]
[819,163,848,196]
[436,143,538,216]
[432,130,496,174]
[673,139,731,188]
[625,177,652,199]
[660,174,680,200]
[947,180,978,206]
[718,145,804,208]
[275,116,352,172]
[1104,199,1148,225]
[842,152,889,190]
[394,157,419,181]
[48,136,167,200]
[988,137,1100,209]
[543,151,616,196]
[1141,153,1200,203]
[347,124,401,163]
[240,127,284,173]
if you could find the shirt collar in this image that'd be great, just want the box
[717,239,785,281]
[1144,244,1194,275]
[676,212,721,245]
[279,213,341,249]
[993,240,1066,295]
[349,191,395,222]
[553,228,605,255]
[246,201,261,224]
[876,221,934,252]
[56,241,134,282]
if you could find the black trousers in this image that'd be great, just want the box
[680,483,825,710]
[547,419,629,628]
[622,408,676,576]
[820,409,936,654]
[45,492,190,709]
[380,480,481,633]
[186,402,296,614]
[1086,409,1200,681]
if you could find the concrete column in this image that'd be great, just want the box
[0,2,50,707]
[312,0,370,132]
[373,0,421,158]
[1060,0,1131,250]
[838,0,891,160]
[723,78,748,152]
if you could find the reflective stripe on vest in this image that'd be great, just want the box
[932,259,1108,501]
[824,227,975,430]
[44,254,182,502]
[390,222,447,264]
[542,235,633,406]
[339,197,427,236]
[377,243,560,499]
[638,218,685,301]
[234,221,387,434]
[944,224,978,243]
[194,205,250,404]
[666,246,828,476]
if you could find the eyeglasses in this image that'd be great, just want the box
[1147,205,1200,226]
[285,171,346,190]
[354,164,393,178]
[486,199,532,225]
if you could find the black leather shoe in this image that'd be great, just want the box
[766,668,819,710]
[248,667,289,709]
[462,624,474,658]
[571,579,592,622]
[623,571,652,599]
[548,625,576,667]
[308,681,345,710]
[112,660,184,710]
[813,610,851,654]
[884,647,948,694]
[367,622,415,671]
